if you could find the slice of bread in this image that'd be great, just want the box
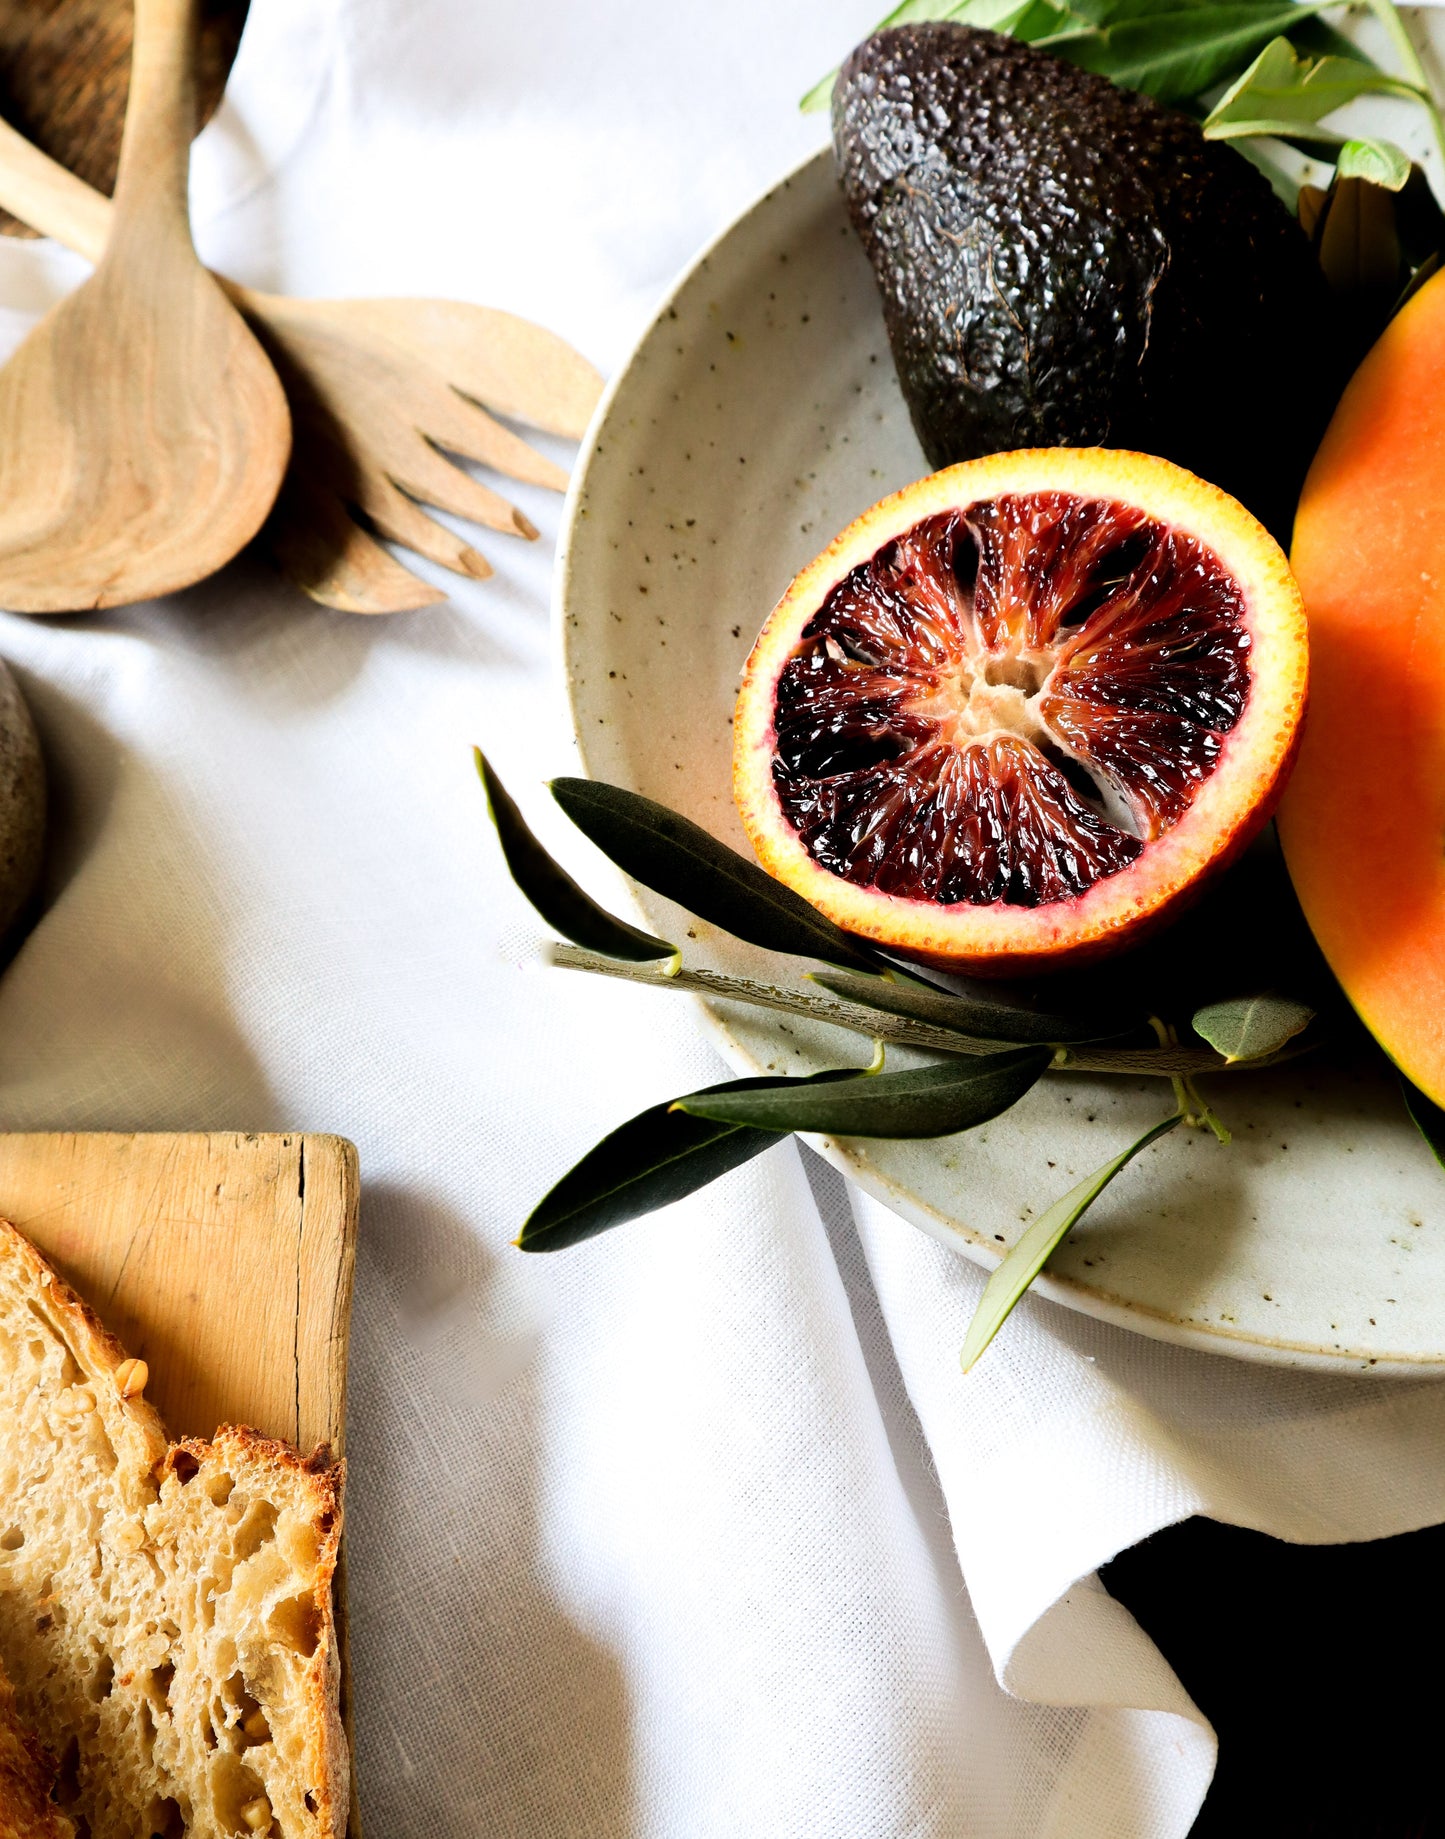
[0,1659,73,1839]
[0,1218,348,1839]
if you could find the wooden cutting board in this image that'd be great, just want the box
[0,1129,363,1834]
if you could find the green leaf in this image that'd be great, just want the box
[798,70,839,114]
[803,0,1379,117]
[1068,0,1210,23]
[475,750,678,967]
[1402,1078,1445,1172]
[550,777,883,973]
[1336,135,1413,191]
[1204,36,1417,137]
[801,0,977,113]
[1206,120,1363,155]
[1191,994,1315,1063]
[677,1046,1049,1137]
[1207,123,1412,192]
[809,968,1130,1046]
[1285,14,1379,67]
[1040,4,1339,105]
[959,1112,1183,1371]
[519,1067,859,1251]
[995,0,1077,30]
[801,0,1075,111]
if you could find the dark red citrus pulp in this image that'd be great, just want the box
[772,494,1251,907]
[734,451,1307,971]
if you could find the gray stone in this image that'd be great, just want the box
[0,661,44,940]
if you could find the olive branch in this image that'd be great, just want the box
[474,750,1427,1368]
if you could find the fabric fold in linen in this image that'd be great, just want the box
[853,1185,1445,1831]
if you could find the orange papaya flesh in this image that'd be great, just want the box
[1277,265,1445,1106]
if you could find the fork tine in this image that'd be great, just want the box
[418,385,570,493]
[307,299,604,439]
[265,472,447,613]
[254,304,547,540]
[390,432,540,539]
[352,470,495,580]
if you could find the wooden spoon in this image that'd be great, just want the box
[0,0,289,613]
[0,115,603,613]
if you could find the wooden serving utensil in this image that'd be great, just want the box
[0,113,603,613]
[0,0,290,614]
[250,292,594,612]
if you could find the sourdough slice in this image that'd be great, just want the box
[0,1218,347,1839]
[0,1660,73,1839]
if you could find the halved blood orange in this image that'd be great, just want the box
[733,449,1308,973]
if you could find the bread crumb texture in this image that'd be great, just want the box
[0,1220,347,1839]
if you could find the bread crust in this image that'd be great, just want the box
[0,1217,349,1839]
[0,1218,169,1471]
[0,1662,72,1839]
[165,1429,350,1839]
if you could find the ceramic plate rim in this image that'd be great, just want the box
[554,144,1445,1376]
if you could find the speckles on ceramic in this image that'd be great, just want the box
[555,147,1445,1373]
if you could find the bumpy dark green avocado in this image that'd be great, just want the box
[833,24,1340,535]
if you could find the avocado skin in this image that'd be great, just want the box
[833,24,1340,536]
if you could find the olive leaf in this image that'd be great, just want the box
[1037,3,1343,106]
[519,1068,861,1251]
[1402,1078,1445,1173]
[475,750,679,968]
[959,1111,1183,1371]
[1191,995,1314,1063]
[550,777,884,973]
[809,968,1131,1046]
[676,1046,1050,1137]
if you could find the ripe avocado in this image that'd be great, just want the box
[833,24,1340,536]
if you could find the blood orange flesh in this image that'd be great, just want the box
[735,450,1307,972]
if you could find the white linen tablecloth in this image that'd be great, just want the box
[2,3,1445,1832]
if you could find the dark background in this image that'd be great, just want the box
[1105,1517,1445,1838]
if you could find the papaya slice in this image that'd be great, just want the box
[1278,269,1445,1106]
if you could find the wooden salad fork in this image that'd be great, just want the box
[0,0,290,613]
[0,112,603,612]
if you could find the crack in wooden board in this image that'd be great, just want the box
[0,1128,362,1835]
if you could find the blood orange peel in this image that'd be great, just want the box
[733,449,1308,974]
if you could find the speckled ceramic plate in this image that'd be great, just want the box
[557,144,1445,1373]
